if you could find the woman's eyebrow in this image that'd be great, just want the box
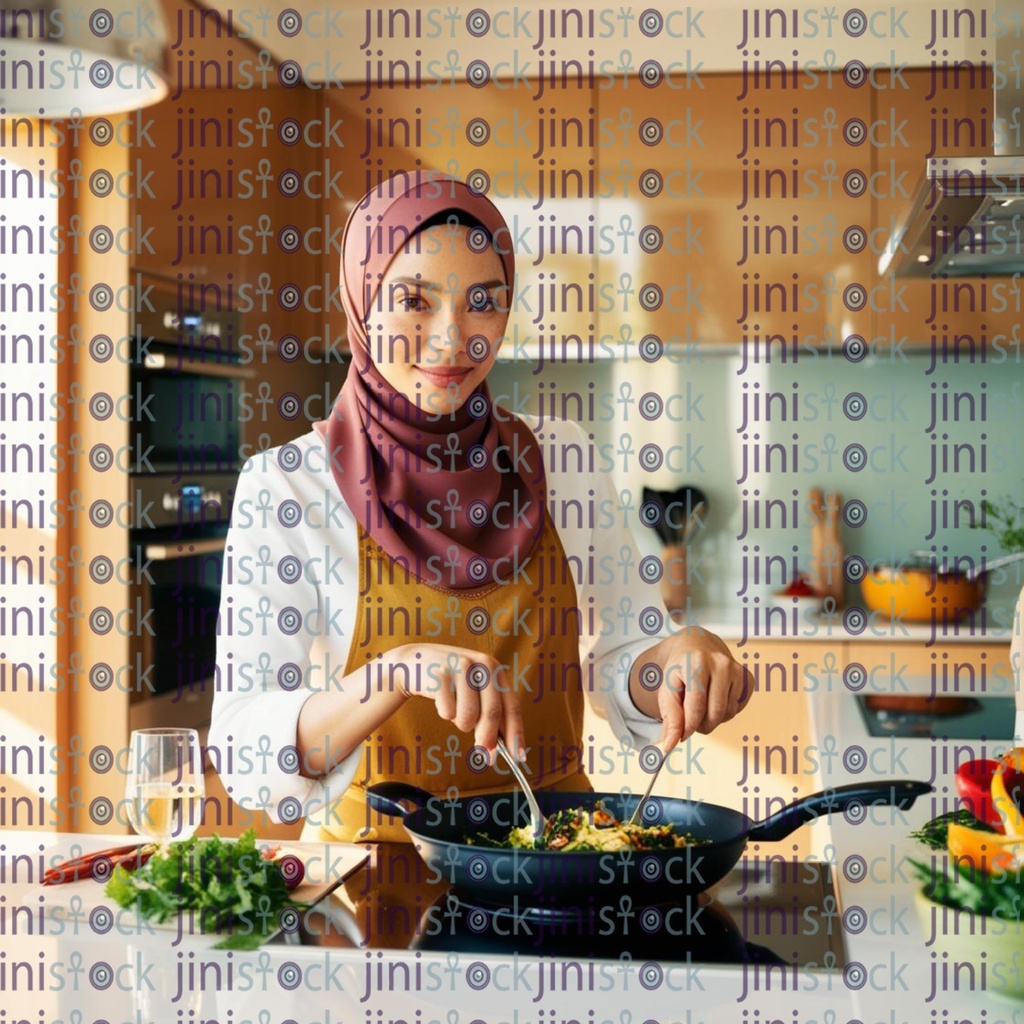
[388,276,505,290]
[389,276,435,289]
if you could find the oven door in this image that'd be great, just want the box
[135,344,254,475]
[129,529,228,737]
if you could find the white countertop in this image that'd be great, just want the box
[5,689,1021,1022]
[693,604,1017,645]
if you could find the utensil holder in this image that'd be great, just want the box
[660,543,687,616]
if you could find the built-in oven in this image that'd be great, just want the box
[127,272,251,738]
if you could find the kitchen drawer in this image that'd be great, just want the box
[847,642,1014,699]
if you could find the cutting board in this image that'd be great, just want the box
[24,840,368,943]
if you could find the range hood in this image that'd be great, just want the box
[881,28,1024,277]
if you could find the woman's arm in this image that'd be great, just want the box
[296,642,526,772]
[625,631,751,749]
[212,445,527,819]
[209,448,363,823]
[1012,584,1024,742]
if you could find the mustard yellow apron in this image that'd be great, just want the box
[305,513,590,842]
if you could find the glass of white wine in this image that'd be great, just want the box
[126,728,205,849]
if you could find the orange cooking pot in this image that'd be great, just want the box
[859,551,1024,622]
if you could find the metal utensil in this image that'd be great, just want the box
[495,737,547,841]
[641,485,708,548]
[627,745,665,826]
[965,550,1024,581]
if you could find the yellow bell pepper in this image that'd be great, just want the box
[947,822,1024,873]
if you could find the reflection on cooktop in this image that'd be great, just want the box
[856,695,1015,739]
[273,845,845,973]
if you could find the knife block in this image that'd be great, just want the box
[660,543,688,617]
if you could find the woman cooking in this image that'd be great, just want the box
[209,173,753,843]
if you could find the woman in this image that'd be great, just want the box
[210,172,752,842]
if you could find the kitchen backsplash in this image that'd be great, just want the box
[489,346,1024,621]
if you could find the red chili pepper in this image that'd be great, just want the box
[42,844,154,885]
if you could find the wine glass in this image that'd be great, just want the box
[126,728,205,849]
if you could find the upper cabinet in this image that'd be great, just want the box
[132,86,338,448]
[595,75,875,348]
[131,62,1015,377]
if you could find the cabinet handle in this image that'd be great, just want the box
[144,537,227,561]
[144,352,255,379]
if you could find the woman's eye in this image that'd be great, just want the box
[467,285,498,311]
[398,293,429,312]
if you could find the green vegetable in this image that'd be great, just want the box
[909,812,1022,922]
[909,810,997,850]
[910,856,1023,917]
[104,829,304,950]
[469,806,702,851]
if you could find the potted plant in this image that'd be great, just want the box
[983,495,1024,555]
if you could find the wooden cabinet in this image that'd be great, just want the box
[595,75,875,349]
[132,86,333,450]
[850,641,1015,699]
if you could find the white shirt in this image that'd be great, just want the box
[209,415,666,825]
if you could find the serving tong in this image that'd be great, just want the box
[495,737,547,841]
[626,747,665,826]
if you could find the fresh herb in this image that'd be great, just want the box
[909,810,997,850]
[910,856,1024,918]
[980,493,1024,554]
[104,829,304,950]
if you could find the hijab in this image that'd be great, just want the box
[314,173,546,589]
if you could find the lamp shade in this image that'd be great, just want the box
[0,1,169,117]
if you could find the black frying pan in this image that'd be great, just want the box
[366,779,930,901]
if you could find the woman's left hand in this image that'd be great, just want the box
[628,629,752,752]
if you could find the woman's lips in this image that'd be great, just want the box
[416,366,471,387]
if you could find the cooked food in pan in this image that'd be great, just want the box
[470,806,703,852]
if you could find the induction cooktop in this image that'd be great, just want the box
[855,695,1016,739]
[271,846,846,971]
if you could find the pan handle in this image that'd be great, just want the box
[747,780,931,842]
[365,782,436,819]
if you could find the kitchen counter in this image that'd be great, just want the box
[5,684,1020,1022]
[692,603,1017,645]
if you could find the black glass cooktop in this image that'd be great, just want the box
[271,845,846,970]
[855,695,1015,739]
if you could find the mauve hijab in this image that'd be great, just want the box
[314,173,546,589]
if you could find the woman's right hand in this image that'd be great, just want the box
[386,643,526,763]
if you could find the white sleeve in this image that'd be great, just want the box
[540,418,668,750]
[1013,586,1024,744]
[208,451,361,825]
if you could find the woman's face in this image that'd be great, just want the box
[365,224,508,413]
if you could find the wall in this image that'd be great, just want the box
[490,348,1024,623]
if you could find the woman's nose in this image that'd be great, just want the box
[428,322,469,360]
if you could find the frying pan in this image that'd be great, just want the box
[366,779,930,901]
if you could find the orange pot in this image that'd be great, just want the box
[859,560,984,623]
